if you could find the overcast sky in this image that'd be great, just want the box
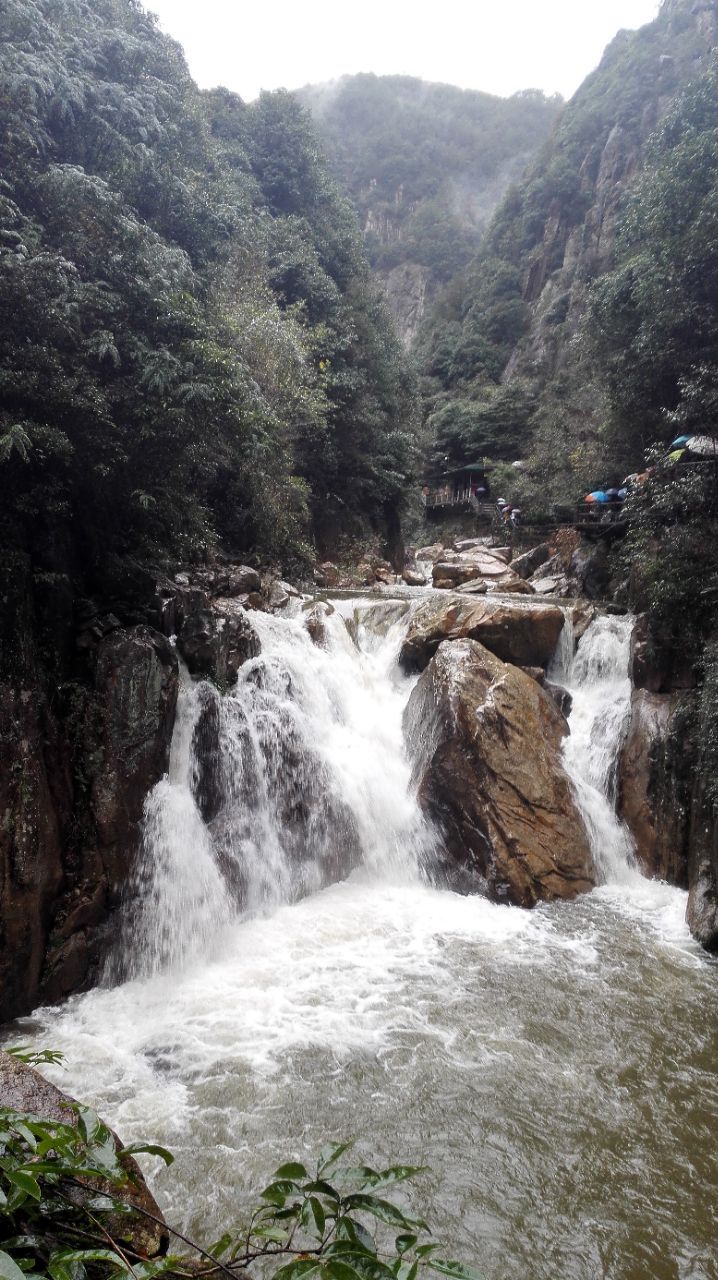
[146,0,662,102]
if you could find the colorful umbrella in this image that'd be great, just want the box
[685,434,718,456]
[667,448,686,462]
[669,435,691,449]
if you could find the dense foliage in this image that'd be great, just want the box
[0,0,417,580]
[0,1052,479,1280]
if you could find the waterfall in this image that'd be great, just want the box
[114,600,437,979]
[553,614,641,885]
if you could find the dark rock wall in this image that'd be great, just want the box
[0,555,261,1022]
[617,613,718,950]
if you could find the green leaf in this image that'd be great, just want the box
[301,1196,326,1240]
[272,1260,322,1280]
[428,1262,484,1280]
[317,1140,355,1175]
[320,1262,364,1280]
[303,1180,341,1202]
[273,1161,308,1180]
[260,1178,300,1206]
[207,1234,233,1260]
[121,1143,174,1166]
[0,1252,29,1280]
[251,1226,288,1243]
[395,1236,417,1257]
[342,1196,424,1232]
[397,1264,418,1280]
[415,1246,439,1258]
[6,1170,41,1201]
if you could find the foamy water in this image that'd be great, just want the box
[9,598,718,1280]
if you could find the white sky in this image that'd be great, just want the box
[146,0,662,102]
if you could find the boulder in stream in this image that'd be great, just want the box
[404,637,593,901]
[404,639,595,906]
[399,595,566,673]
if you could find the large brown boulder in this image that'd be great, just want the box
[404,640,594,905]
[399,595,566,673]
[0,1052,168,1258]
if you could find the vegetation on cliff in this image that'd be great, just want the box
[0,0,417,581]
[416,0,718,489]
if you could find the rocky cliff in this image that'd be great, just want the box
[300,75,561,344]
[0,556,261,1022]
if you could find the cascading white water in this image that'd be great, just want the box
[13,595,716,1280]
[553,613,642,885]
[116,600,437,979]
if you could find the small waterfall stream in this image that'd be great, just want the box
[552,614,640,886]
[11,596,717,1280]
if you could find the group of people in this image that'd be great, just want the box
[497,498,522,526]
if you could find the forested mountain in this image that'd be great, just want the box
[417,0,718,489]
[300,75,562,344]
[0,0,417,584]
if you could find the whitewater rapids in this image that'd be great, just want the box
[9,598,718,1280]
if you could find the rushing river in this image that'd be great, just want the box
[9,599,718,1280]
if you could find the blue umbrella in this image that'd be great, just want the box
[588,490,609,503]
[669,435,691,449]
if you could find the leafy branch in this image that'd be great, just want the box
[0,1067,482,1280]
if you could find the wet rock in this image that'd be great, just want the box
[630,614,696,692]
[455,578,488,595]
[314,561,340,588]
[416,543,445,562]
[304,602,334,647]
[91,628,178,862]
[512,543,551,580]
[617,689,688,883]
[432,557,507,585]
[545,681,573,719]
[568,601,596,642]
[264,579,294,611]
[486,577,535,595]
[0,1052,169,1258]
[404,639,594,905]
[402,569,427,587]
[399,595,566,673]
[190,682,224,823]
[687,784,718,952]
[178,600,259,685]
[0,687,66,1019]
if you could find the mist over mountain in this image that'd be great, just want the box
[299,74,562,344]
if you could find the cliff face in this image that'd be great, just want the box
[301,75,561,345]
[0,556,262,1022]
[496,0,717,378]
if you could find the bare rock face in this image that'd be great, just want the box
[0,1052,169,1258]
[617,689,688,884]
[90,627,179,879]
[399,595,566,673]
[404,639,594,905]
[0,688,67,1020]
[687,784,718,953]
[512,543,551,580]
